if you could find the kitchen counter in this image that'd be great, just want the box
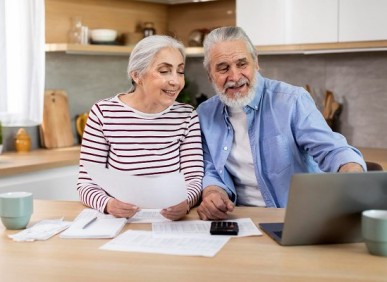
[359,147,387,170]
[0,146,80,177]
[0,146,385,177]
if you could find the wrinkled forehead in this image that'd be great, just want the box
[209,40,255,66]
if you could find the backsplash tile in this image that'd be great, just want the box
[41,51,387,151]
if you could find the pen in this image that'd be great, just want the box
[82,216,97,229]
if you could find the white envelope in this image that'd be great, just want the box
[84,163,187,209]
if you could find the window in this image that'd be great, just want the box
[0,0,45,126]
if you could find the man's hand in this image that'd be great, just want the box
[197,186,234,220]
[105,198,139,218]
[161,200,189,221]
[338,162,364,173]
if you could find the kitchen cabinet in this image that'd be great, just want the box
[236,0,387,53]
[339,0,387,42]
[45,0,168,44]
[0,166,79,201]
[237,0,338,45]
[285,0,338,44]
[44,0,387,55]
[236,0,284,45]
[45,0,235,56]
[0,146,80,200]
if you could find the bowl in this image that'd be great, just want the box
[90,29,118,43]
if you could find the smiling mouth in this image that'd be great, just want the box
[225,83,248,95]
[163,89,178,97]
[227,84,246,90]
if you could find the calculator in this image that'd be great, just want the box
[210,221,239,235]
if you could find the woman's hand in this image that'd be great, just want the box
[160,200,189,221]
[106,198,140,218]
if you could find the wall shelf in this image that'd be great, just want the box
[45,43,134,56]
[46,40,387,57]
[45,43,205,57]
[257,40,387,55]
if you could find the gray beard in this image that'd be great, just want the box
[214,78,257,108]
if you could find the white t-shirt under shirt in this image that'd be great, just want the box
[226,106,266,207]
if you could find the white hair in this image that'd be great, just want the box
[127,35,186,92]
[203,26,257,74]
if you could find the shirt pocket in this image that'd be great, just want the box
[262,135,291,175]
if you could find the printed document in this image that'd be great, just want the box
[127,209,171,223]
[84,163,187,209]
[152,218,262,238]
[100,230,230,257]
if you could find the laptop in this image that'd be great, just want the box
[259,171,387,246]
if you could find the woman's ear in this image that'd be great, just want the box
[131,72,141,85]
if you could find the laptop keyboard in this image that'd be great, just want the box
[273,230,283,238]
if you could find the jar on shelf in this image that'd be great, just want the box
[15,128,31,153]
[143,22,156,38]
[68,17,83,44]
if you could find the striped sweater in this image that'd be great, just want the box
[77,94,204,213]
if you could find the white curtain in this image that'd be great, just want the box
[0,0,45,126]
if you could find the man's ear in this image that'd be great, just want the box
[207,72,213,83]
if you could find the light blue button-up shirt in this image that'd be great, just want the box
[197,73,366,208]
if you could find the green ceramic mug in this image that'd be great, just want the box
[362,210,387,257]
[0,192,33,230]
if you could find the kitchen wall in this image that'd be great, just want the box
[45,0,169,43]
[256,51,387,148]
[42,50,387,150]
[2,50,386,152]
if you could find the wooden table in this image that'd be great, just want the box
[1,201,386,281]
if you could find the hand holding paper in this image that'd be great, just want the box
[160,200,189,221]
[105,198,140,219]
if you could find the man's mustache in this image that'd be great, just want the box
[224,78,249,91]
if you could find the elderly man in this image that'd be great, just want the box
[196,26,365,220]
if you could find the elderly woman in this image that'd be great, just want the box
[77,35,203,221]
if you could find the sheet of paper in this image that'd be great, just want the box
[100,230,230,257]
[84,163,187,209]
[9,219,71,242]
[127,209,171,223]
[152,218,262,238]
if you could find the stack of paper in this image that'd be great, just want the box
[9,219,71,242]
[100,230,230,257]
[60,209,126,239]
[100,218,262,257]
[152,218,262,238]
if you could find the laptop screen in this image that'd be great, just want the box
[260,171,387,246]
